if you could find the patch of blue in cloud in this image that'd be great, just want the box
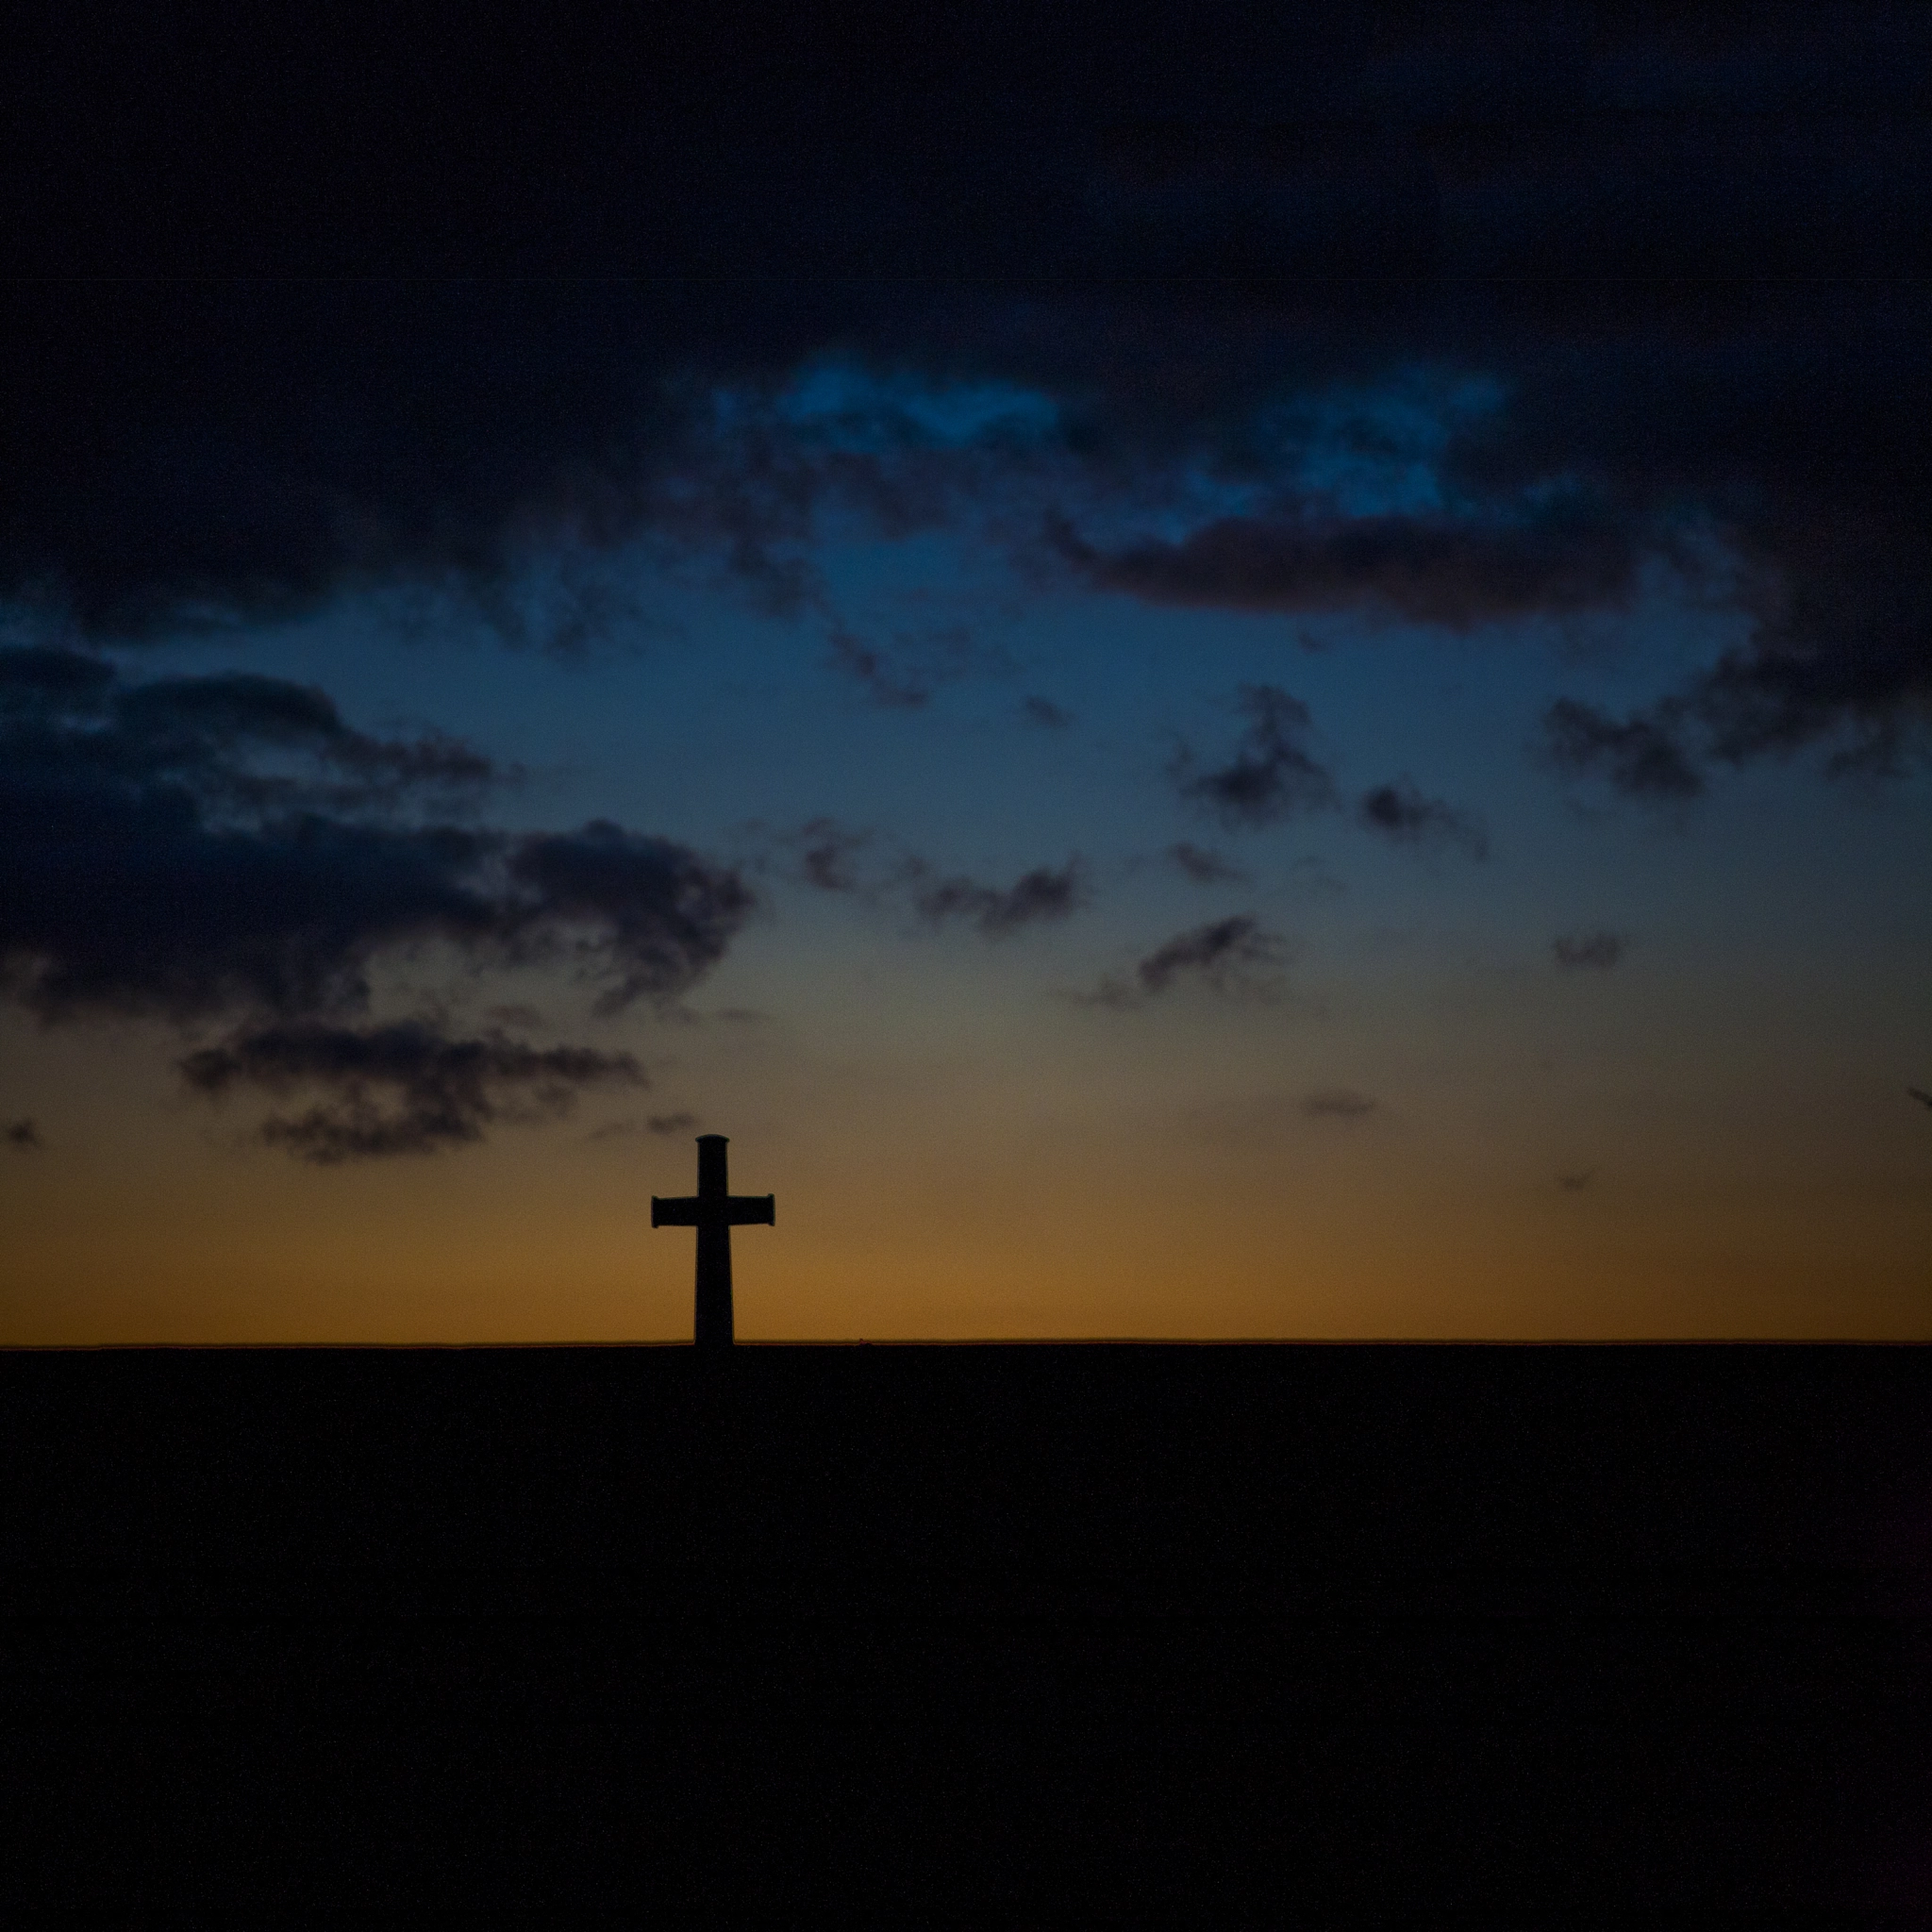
[1254,366,1507,519]
[770,358,1063,453]
[1051,365,1516,549]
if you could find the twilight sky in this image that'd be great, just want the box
[3,4,1928,1339]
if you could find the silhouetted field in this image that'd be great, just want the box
[4,1343,1926,1910]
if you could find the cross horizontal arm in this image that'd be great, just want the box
[651,1193,775,1227]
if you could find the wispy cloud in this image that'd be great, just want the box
[589,1109,700,1141]
[1544,699,1705,801]
[1553,930,1625,972]
[791,817,876,893]
[1357,780,1489,858]
[1081,915,1288,1008]
[1302,1088,1378,1122]
[828,628,929,709]
[180,1021,643,1163]
[1167,841,1247,883]
[915,862,1086,938]
[1172,686,1335,828]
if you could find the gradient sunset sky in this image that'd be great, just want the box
[4,5,1928,1339]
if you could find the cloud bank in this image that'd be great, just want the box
[8,7,1928,791]
[0,648,751,1157]
[0,648,750,1025]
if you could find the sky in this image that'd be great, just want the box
[3,4,1929,1340]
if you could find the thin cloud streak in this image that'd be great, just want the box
[1554,930,1625,972]
[1302,1088,1378,1121]
[914,862,1086,939]
[180,1021,644,1163]
[1056,508,1638,631]
[1167,842,1247,884]
[1080,915,1289,1008]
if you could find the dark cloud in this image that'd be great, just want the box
[1056,508,1636,631]
[0,646,118,708]
[588,1109,699,1141]
[1302,1088,1377,1121]
[109,672,495,792]
[1137,915,1282,993]
[1907,1088,1931,1112]
[0,650,750,1150]
[504,823,755,1016]
[1173,686,1335,827]
[485,1003,545,1030]
[6,1118,42,1150]
[1692,577,1932,775]
[0,278,820,644]
[1557,1170,1594,1191]
[1084,914,1286,1006]
[1543,699,1706,801]
[180,1021,642,1162]
[0,644,495,821]
[1553,929,1624,972]
[1167,841,1246,883]
[7,8,1930,776]
[1022,696,1074,729]
[1286,855,1346,900]
[789,818,874,892]
[1,648,494,1020]
[827,620,1004,707]
[767,821,1083,937]
[828,630,930,709]
[1550,594,1932,789]
[1357,780,1489,858]
[916,862,1085,938]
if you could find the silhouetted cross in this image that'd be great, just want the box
[652,1134,774,1349]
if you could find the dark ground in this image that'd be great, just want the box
[4,1343,1927,1914]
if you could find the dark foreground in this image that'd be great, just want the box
[5,1343,1926,1912]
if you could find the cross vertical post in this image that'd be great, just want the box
[692,1133,732,1349]
[651,1134,775,1349]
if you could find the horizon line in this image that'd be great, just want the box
[3,1337,1924,1353]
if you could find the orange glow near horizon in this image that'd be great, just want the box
[5,987,1926,1344]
